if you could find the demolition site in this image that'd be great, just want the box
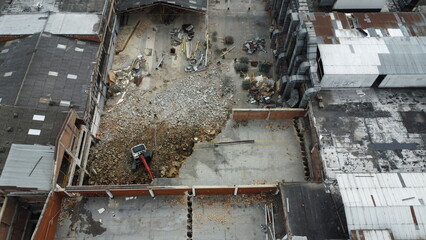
[0,0,425,239]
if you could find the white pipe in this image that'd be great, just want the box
[149,189,155,198]
[106,190,114,199]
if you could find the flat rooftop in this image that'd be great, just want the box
[55,194,278,240]
[279,183,347,240]
[312,88,426,179]
[0,34,99,114]
[155,119,306,186]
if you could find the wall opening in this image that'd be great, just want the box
[57,152,72,188]
[372,74,386,88]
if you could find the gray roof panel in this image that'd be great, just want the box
[0,144,54,191]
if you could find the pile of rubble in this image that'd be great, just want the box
[245,74,275,104]
[169,24,206,73]
[88,68,235,185]
[170,24,195,46]
[108,55,149,95]
[243,37,266,54]
[184,43,207,73]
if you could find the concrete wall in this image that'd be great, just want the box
[380,75,426,88]
[232,108,306,120]
[320,74,377,88]
[333,0,386,9]
[62,185,278,197]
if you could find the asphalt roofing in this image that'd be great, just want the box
[279,183,347,240]
[118,0,207,12]
[0,34,99,114]
[312,88,426,179]
[0,105,67,175]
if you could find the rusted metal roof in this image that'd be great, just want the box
[305,12,426,44]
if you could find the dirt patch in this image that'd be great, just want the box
[88,121,225,184]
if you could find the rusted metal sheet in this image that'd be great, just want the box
[32,192,63,240]
[307,12,426,40]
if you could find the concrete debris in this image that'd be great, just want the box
[88,68,235,185]
[170,24,195,46]
[185,41,207,73]
[243,37,266,54]
[97,208,105,214]
[245,74,275,104]
[108,55,150,95]
[170,28,184,46]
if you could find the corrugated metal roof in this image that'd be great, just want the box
[0,14,47,35]
[351,229,394,240]
[318,37,426,75]
[0,144,54,191]
[337,173,426,240]
[0,13,101,36]
[306,12,426,43]
[44,13,101,35]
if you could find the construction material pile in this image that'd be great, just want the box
[170,24,195,46]
[184,42,207,73]
[243,37,266,54]
[108,55,149,95]
[245,74,275,104]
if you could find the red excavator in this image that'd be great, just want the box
[131,144,154,182]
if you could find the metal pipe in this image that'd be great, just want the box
[298,88,318,108]
[283,75,308,100]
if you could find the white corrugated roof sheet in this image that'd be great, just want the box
[319,37,426,75]
[44,13,101,35]
[0,14,47,35]
[337,173,426,239]
[351,229,393,240]
[0,13,100,36]
[0,144,54,191]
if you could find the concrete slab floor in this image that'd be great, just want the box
[113,11,206,74]
[208,0,274,109]
[55,196,188,240]
[192,195,277,240]
[154,119,305,186]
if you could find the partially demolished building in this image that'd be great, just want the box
[0,0,425,239]
[0,0,117,237]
